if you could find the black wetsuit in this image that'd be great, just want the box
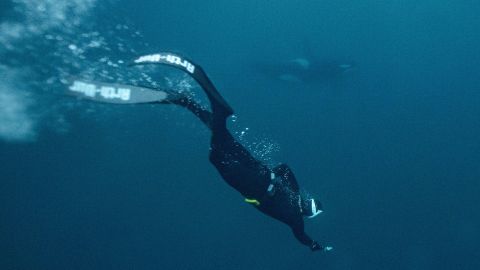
[172,91,322,251]
[126,52,325,251]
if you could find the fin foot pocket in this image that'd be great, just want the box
[130,52,234,116]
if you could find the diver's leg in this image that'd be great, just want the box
[168,93,213,130]
[203,85,233,136]
[188,66,232,134]
[210,103,229,134]
[165,90,230,136]
[163,80,230,134]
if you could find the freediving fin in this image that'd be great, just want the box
[129,52,234,115]
[67,79,169,104]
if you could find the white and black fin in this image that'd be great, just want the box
[67,79,170,104]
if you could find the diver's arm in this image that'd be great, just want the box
[291,224,331,252]
[292,227,319,251]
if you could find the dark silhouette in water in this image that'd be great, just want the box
[257,57,355,84]
[68,52,332,252]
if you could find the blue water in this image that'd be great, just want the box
[1,1,480,269]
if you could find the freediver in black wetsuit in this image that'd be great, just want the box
[68,52,332,252]
[169,90,330,252]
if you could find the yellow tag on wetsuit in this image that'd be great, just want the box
[245,198,260,206]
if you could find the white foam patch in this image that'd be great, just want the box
[0,68,36,142]
[0,0,192,142]
[0,0,98,142]
[1,0,97,45]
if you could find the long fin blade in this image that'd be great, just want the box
[67,79,168,104]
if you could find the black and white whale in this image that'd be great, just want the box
[257,56,355,84]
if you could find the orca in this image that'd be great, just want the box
[257,56,355,84]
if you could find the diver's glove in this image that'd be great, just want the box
[311,241,333,252]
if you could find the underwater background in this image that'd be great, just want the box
[1,0,479,269]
